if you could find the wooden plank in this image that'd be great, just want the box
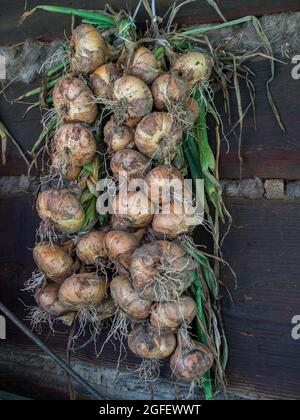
[1,0,300,44]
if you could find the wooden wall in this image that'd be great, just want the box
[1,1,300,400]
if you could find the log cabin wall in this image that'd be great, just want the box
[1,1,300,400]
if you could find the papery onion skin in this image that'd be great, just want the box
[71,24,107,75]
[35,283,71,317]
[113,75,153,125]
[36,189,85,234]
[103,118,134,152]
[135,112,183,162]
[110,149,150,181]
[150,296,197,330]
[128,323,176,360]
[33,243,74,284]
[89,296,116,323]
[151,73,188,110]
[90,62,118,99]
[145,165,184,206]
[130,240,196,302]
[112,191,153,229]
[51,153,81,181]
[129,47,160,84]
[76,230,107,265]
[170,333,214,380]
[53,123,96,167]
[110,275,153,320]
[184,97,199,126]
[59,273,107,310]
[171,51,213,87]
[105,229,145,272]
[152,203,197,238]
[53,77,97,125]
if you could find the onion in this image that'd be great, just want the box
[70,24,107,75]
[171,51,213,87]
[51,153,81,180]
[128,323,176,360]
[110,149,150,182]
[110,275,153,320]
[36,189,85,234]
[112,191,153,229]
[170,330,213,380]
[150,296,197,330]
[76,230,107,265]
[53,123,96,167]
[113,75,153,126]
[88,296,116,323]
[152,203,197,238]
[35,283,71,317]
[129,47,160,84]
[33,242,74,284]
[135,112,183,162]
[130,240,196,301]
[184,97,199,125]
[53,77,97,125]
[145,165,184,206]
[103,117,134,152]
[59,272,107,310]
[104,229,145,272]
[90,63,118,99]
[151,73,187,110]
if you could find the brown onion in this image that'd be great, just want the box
[151,73,188,110]
[90,62,118,99]
[170,330,213,380]
[128,323,176,360]
[35,283,71,317]
[184,97,199,125]
[145,165,184,206]
[105,229,145,272]
[89,296,116,323]
[51,153,81,180]
[59,272,106,310]
[76,230,107,265]
[113,75,153,126]
[53,123,96,167]
[110,275,152,320]
[171,51,213,87]
[70,24,107,75]
[103,117,134,152]
[53,77,97,125]
[130,240,196,301]
[152,203,197,238]
[110,149,150,182]
[33,242,74,284]
[129,47,160,84]
[36,189,85,234]
[112,191,153,229]
[150,296,197,330]
[135,112,183,162]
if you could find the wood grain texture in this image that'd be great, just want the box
[1,0,300,44]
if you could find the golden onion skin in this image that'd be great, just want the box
[170,333,214,380]
[51,153,81,181]
[53,77,97,125]
[110,275,153,320]
[112,191,153,229]
[151,73,188,110]
[89,296,116,323]
[110,149,150,181]
[71,24,107,75]
[53,124,96,167]
[145,165,184,206]
[128,323,176,360]
[90,62,118,99]
[76,230,107,265]
[59,273,107,310]
[130,240,196,302]
[152,203,196,238]
[129,47,160,84]
[33,243,74,284]
[135,112,183,162]
[36,189,85,234]
[35,283,71,317]
[171,51,213,87]
[103,118,134,152]
[184,97,199,126]
[150,296,197,330]
[113,75,153,125]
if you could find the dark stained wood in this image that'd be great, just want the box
[1,0,300,44]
